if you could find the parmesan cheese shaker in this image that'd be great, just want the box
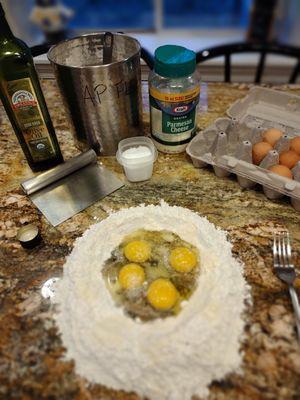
[149,45,200,154]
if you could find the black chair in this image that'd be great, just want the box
[195,42,300,83]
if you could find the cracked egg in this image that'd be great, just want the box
[102,229,200,321]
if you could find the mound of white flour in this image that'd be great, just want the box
[54,202,250,400]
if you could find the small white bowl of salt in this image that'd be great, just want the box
[116,137,158,182]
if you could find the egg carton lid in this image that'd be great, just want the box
[227,86,300,129]
[187,86,300,201]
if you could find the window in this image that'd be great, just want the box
[4,0,299,53]
[64,0,154,30]
[63,0,251,31]
[163,0,251,29]
[64,0,155,30]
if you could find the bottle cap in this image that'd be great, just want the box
[16,224,41,249]
[154,45,196,78]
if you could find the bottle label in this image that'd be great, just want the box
[3,78,56,162]
[149,86,200,150]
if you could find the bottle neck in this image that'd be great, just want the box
[0,14,14,41]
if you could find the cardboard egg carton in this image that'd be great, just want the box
[186,87,300,210]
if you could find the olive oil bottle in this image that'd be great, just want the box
[0,3,63,171]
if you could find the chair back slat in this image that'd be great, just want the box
[224,54,231,83]
[255,52,266,83]
[195,42,300,83]
[141,47,155,70]
[289,59,300,83]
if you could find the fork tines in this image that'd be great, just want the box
[272,231,300,341]
[273,231,293,269]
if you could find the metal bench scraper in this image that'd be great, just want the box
[21,150,124,226]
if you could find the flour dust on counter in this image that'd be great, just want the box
[53,201,251,400]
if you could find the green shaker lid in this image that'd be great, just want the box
[154,45,196,78]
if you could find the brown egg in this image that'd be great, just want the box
[252,142,273,165]
[290,136,300,155]
[279,150,300,169]
[268,164,293,179]
[262,128,283,147]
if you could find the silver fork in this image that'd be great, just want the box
[273,232,300,341]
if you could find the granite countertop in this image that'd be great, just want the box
[0,80,300,400]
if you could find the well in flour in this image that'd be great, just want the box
[102,228,200,321]
[54,202,250,400]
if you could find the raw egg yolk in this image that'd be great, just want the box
[279,150,300,169]
[262,128,283,147]
[124,240,151,263]
[268,164,293,179]
[290,136,300,155]
[169,247,197,273]
[252,142,273,165]
[118,263,145,289]
[147,278,178,310]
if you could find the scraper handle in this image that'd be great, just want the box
[21,150,97,195]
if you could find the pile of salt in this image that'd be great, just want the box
[122,146,152,160]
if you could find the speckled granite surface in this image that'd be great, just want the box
[0,80,300,400]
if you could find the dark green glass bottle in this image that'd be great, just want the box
[0,4,63,171]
